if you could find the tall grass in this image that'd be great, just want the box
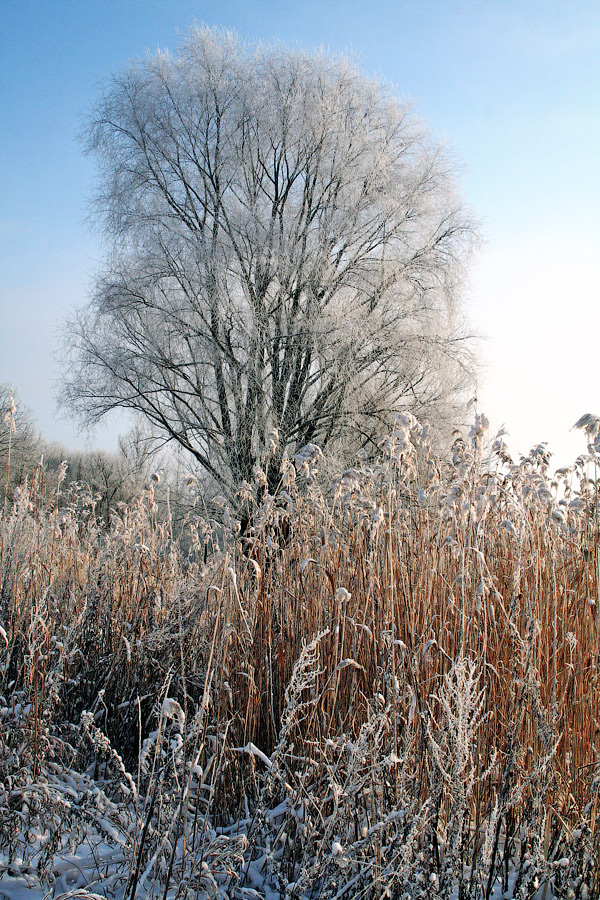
[0,412,598,898]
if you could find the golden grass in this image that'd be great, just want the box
[1,418,599,895]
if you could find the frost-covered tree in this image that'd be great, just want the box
[0,385,39,502]
[63,26,477,499]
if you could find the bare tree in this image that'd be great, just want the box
[0,385,39,503]
[63,26,477,500]
[41,442,144,522]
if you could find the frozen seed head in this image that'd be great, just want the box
[331,841,343,857]
[3,390,16,432]
[161,697,185,729]
[293,442,322,468]
[371,506,384,526]
[469,412,490,449]
[395,411,418,429]
[573,413,600,439]
[335,587,351,602]
[253,464,267,487]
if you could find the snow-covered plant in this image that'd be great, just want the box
[1,409,599,898]
[426,657,496,896]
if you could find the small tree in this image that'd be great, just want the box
[63,26,477,500]
[41,442,145,523]
[0,385,39,504]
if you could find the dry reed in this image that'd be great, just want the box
[0,413,598,898]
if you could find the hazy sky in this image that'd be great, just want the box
[1,0,599,466]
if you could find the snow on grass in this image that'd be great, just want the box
[0,415,599,898]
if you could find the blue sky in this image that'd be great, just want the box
[1,0,599,464]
